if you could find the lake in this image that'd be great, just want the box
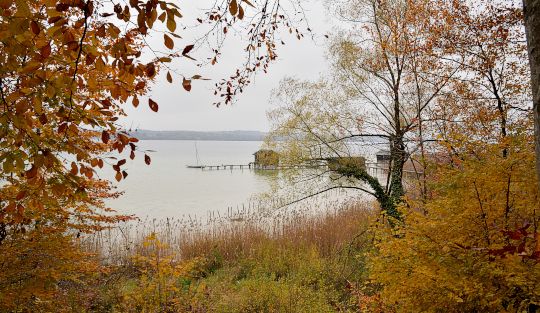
[103,140,386,220]
[104,140,273,219]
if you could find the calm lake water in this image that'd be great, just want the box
[104,140,272,219]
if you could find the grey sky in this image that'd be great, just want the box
[118,0,332,132]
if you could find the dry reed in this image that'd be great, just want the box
[81,196,376,265]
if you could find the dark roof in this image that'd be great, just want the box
[253,149,278,155]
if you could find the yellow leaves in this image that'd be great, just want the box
[369,132,539,311]
[125,232,202,309]
[95,56,105,71]
[14,0,30,17]
[0,232,100,311]
[166,15,176,32]
[21,60,41,73]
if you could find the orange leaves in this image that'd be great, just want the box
[101,130,110,144]
[0,0,11,10]
[148,98,159,112]
[229,0,245,20]
[70,162,78,175]
[90,158,99,168]
[164,34,174,49]
[118,159,126,167]
[135,81,146,91]
[182,44,194,58]
[145,63,156,78]
[40,43,51,59]
[229,0,238,16]
[95,57,106,71]
[95,24,106,37]
[243,0,255,8]
[144,154,151,165]
[25,165,38,179]
[238,6,244,20]
[158,11,166,23]
[30,20,40,35]
[0,0,290,280]
[0,0,197,305]
[182,78,191,91]
[115,171,122,182]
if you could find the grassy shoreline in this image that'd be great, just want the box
[67,201,377,312]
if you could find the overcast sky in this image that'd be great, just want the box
[117,0,333,132]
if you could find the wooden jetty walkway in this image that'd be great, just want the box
[186,162,328,171]
[186,161,422,189]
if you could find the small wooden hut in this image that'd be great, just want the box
[253,149,280,167]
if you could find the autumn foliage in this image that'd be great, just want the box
[367,1,540,311]
[1,0,539,311]
[0,0,307,309]
[267,0,539,311]
[0,0,168,307]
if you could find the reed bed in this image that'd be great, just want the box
[82,192,376,265]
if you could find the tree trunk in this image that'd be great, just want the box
[389,134,407,202]
[336,163,402,224]
[523,0,540,184]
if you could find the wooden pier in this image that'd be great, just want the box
[186,162,330,171]
[186,161,422,189]
[201,164,253,170]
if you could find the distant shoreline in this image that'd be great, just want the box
[134,139,265,141]
[129,130,267,141]
[128,130,386,143]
